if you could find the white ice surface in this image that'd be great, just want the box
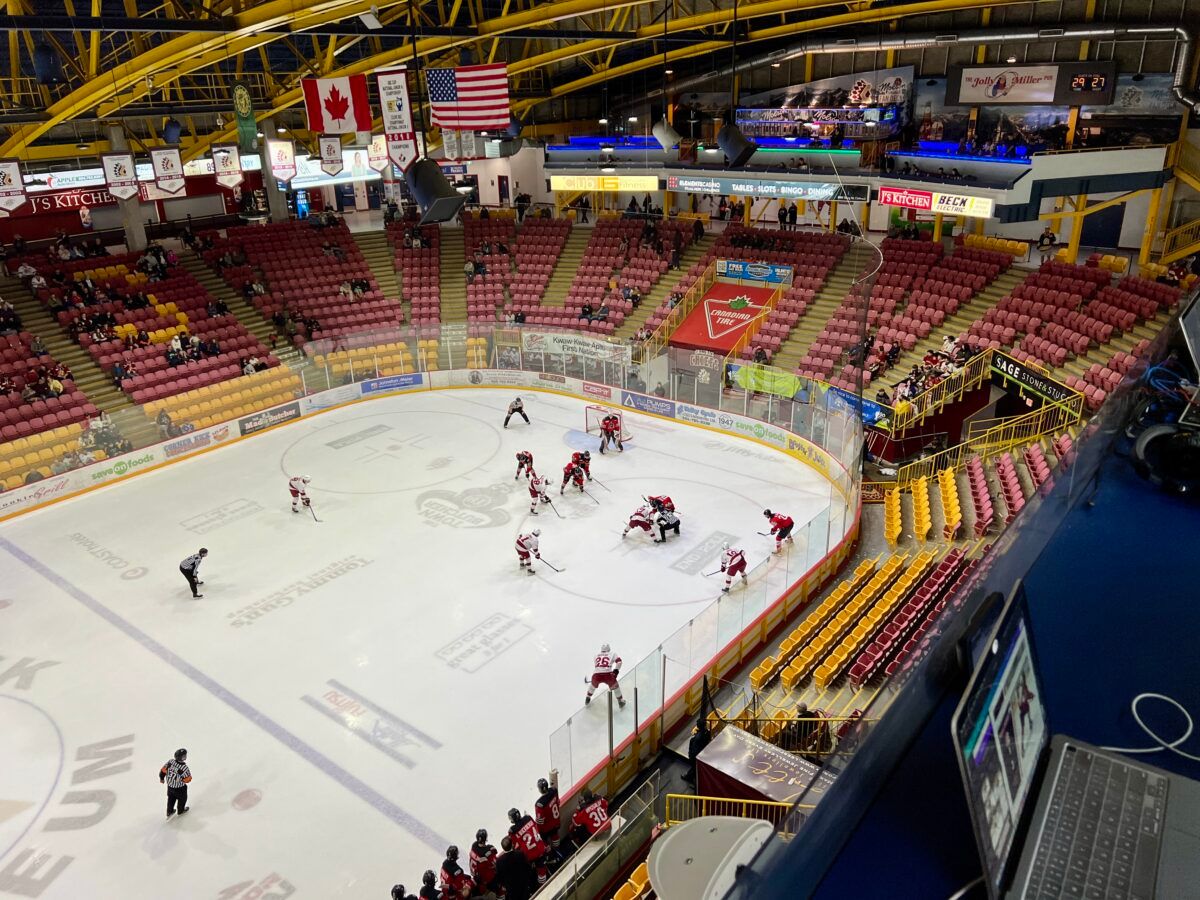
[0,389,834,898]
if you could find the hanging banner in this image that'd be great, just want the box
[442,129,459,160]
[377,68,419,172]
[741,65,913,110]
[233,80,258,153]
[100,153,139,200]
[212,144,244,188]
[266,138,297,183]
[150,147,185,195]
[952,65,1059,104]
[367,134,389,172]
[459,130,477,159]
[0,158,26,213]
[319,136,344,176]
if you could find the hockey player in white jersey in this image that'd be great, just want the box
[585,643,626,708]
[621,503,655,538]
[527,473,550,515]
[288,475,311,513]
[720,543,748,592]
[515,530,540,574]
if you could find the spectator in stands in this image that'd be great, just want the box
[135,329,150,347]
[777,199,787,230]
[112,361,134,385]
[169,333,183,354]
[464,259,476,283]
[1037,225,1057,264]
[11,234,26,255]
[50,361,71,381]
[950,167,963,179]
[45,374,63,397]
[692,216,705,243]
[513,310,526,325]
[667,290,682,310]
[52,452,78,475]
[157,409,173,439]
[753,346,770,365]
[0,374,13,394]
[578,195,591,224]
[338,280,352,298]
[786,202,798,230]
[578,302,594,322]
[479,205,490,220]
[29,271,47,292]
[166,345,185,367]
[875,387,891,405]
[593,301,610,322]
[207,298,229,317]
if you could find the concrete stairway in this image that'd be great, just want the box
[440,237,467,323]
[178,255,284,356]
[771,243,876,372]
[1057,315,1163,382]
[613,233,716,341]
[351,231,401,303]
[541,229,591,308]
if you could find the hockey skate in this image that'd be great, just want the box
[618,698,626,708]
[584,695,590,705]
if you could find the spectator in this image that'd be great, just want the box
[30,272,47,291]
[777,198,787,229]
[578,302,594,322]
[753,346,769,365]
[479,206,490,219]
[494,836,537,900]
[1037,225,1057,264]
[787,202,798,230]
[692,216,705,243]
[464,259,476,283]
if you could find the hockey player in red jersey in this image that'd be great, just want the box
[417,870,440,900]
[507,807,551,884]
[599,414,624,453]
[469,829,498,893]
[568,790,611,846]
[570,450,592,480]
[622,503,655,537]
[763,508,795,554]
[647,495,675,513]
[586,643,626,708]
[560,461,585,494]
[527,473,550,515]
[720,543,748,592]
[438,845,475,899]
[516,530,540,573]
[534,771,562,849]
[288,475,311,513]
[515,450,534,480]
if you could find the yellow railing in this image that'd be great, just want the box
[890,350,995,432]
[664,794,807,830]
[635,261,716,366]
[1161,216,1200,264]
[1176,140,1200,180]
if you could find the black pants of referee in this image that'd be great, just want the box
[167,785,188,815]
[504,410,530,427]
[180,566,200,597]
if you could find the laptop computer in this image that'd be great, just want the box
[951,584,1200,899]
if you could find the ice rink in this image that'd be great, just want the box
[0,388,836,897]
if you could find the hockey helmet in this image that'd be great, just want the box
[422,870,436,887]
[514,396,522,402]
[537,778,550,793]
[581,789,595,804]
[582,450,591,460]
[762,509,772,518]
[446,845,459,860]
[600,642,611,653]
[476,828,488,843]
[508,807,521,824]
[174,748,187,762]
[301,475,311,483]
[198,548,208,556]
[391,886,406,900]
[722,542,730,550]
[532,529,540,537]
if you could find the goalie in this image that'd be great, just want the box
[598,414,624,454]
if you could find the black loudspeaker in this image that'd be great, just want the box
[405,158,467,225]
[716,123,757,167]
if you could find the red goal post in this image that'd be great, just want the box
[585,405,632,441]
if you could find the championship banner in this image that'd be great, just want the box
[319,136,344,176]
[232,81,257,152]
[0,158,25,213]
[212,144,244,188]
[519,330,632,366]
[101,153,139,200]
[149,147,185,195]
[377,69,418,172]
[266,139,297,183]
[955,65,1058,104]
[459,130,477,159]
[442,129,459,161]
[367,134,389,172]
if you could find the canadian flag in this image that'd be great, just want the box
[302,75,372,134]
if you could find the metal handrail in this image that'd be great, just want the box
[664,793,808,830]
[1161,216,1200,262]
[890,349,994,432]
[635,261,716,366]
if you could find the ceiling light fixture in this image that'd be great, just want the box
[1006,55,1017,63]
[628,116,638,123]
[601,166,616,173]
[598,117,609,125]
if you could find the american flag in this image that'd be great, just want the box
[426,64,510,131]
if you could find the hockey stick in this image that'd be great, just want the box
[539,558,565,573]
[307,502,322,523]
[757,531,771,536]
[543,497,565,519]
[589,476,612,493]
[581,487,600,505]
[703,569,723,577]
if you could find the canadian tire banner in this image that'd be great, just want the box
[319,136,344,176]
[101,153,138,200]
[212,144,244,188]
[377,69,418,172]
[956,65,1058,104]
[266,139,297,183]
[301,75,372,134]
[442,129,459,160]
[0,158,25,213]
[367,134,389,172]
[150,147,185,194]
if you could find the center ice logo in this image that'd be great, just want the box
[416,485,511,528]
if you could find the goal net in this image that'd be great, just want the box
[585,405,632,441]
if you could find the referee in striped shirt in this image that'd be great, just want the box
[159,748,192,818]
[180,548,208,598]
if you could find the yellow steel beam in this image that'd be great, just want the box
[88,0,102,78]
[1039,189,1148,219]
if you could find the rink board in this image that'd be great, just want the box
[0,373,857,898]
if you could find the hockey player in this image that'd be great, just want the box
[469,829,499,893]
[516,529,540,574]
[504,396,529,428]
[288,474,311,513]
[720,543,748,593]
[654,506,681,543]
[417,870,440,900]
[391,885,417,900]
[622,503,655,538]
[527,472,550,515]
[570,450,592,480]
[439,845,475,899]
[515,450,534,480]
[568,790,611,846]
[507,807,551,884]
[586,643,626,708]
[647,494,675,513]
[598,414,624,453]
[560,461,585,495]
[764,508,795,554]
[534,772,562,849]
